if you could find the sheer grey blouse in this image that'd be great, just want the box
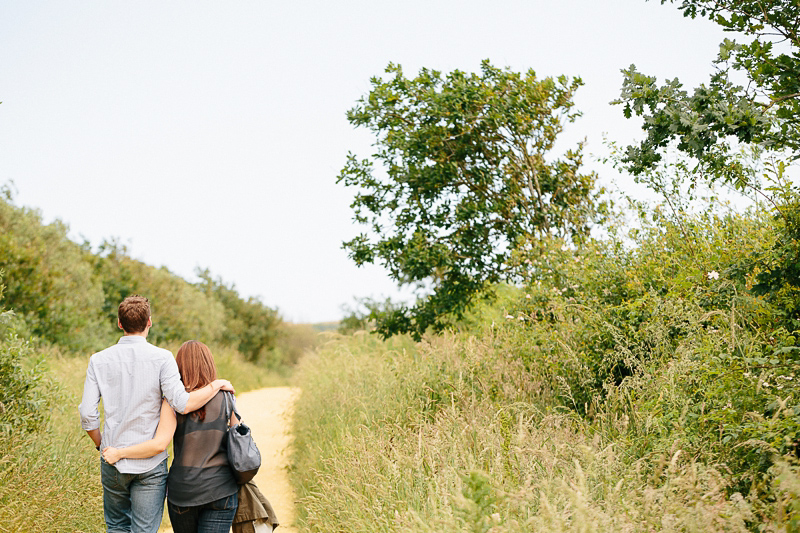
[167,391,238,507]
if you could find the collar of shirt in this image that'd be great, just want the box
[117,335,147,345]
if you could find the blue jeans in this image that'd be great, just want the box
[101,458,168,533]
[168,492,238,533]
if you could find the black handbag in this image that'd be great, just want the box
[224,392,261,484]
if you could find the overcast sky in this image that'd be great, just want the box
[0,1,728,323]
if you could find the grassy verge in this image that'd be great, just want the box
[0,352,103,532]
[291,331,796,532]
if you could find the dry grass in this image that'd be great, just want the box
[0,353,104,532]
[291,332,794,532]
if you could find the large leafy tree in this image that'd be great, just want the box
[339,61,600,339]
[616,0,799,186]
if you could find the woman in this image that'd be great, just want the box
[103,340,239,533]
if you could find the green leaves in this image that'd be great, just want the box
[0,310,47,435]
[339,61,601,338]
[0,195,106,351]
[619,0,800,186]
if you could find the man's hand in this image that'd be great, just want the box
[212,379,235,393]
[183,379,235,413]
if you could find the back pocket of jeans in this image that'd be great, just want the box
[210,495,235,511]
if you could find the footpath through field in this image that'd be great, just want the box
[159,386,300,533]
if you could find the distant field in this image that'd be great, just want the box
[310,321,339,332]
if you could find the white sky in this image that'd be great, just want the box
[0,1,729,323]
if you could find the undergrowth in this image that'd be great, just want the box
[291,206,800,532]
[293,333,794,532]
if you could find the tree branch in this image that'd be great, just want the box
[764,92,800,110]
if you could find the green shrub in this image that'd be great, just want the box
[0,194,106,351]
[0,311,47,435]
[752,199,800,331]
[195,269,281,363]
[493,204,800,496]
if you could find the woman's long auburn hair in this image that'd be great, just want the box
[175,340,217,393]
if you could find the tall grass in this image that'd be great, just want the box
[0,353,103,532]
[291,331,798,532]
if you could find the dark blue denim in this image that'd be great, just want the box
[168,492,238,533]
[101,458,167,533]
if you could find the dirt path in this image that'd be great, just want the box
[160,386,301,533]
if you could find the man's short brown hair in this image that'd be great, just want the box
[118,295,151,333]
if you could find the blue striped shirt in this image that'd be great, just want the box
[79,335,190,474]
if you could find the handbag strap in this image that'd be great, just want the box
[223,391,242,426]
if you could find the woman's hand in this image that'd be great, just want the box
[99,400,176,464]
[102,446,125,465]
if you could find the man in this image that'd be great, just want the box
[79,295,234,533]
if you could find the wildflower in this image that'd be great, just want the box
[561,244,569,252]
[517,315,525,321]
[505,315,514,320]
[707,270,720,280]
[526,294,531,299]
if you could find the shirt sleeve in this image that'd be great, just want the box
[160,356,190,414]
[79,358,101,431]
